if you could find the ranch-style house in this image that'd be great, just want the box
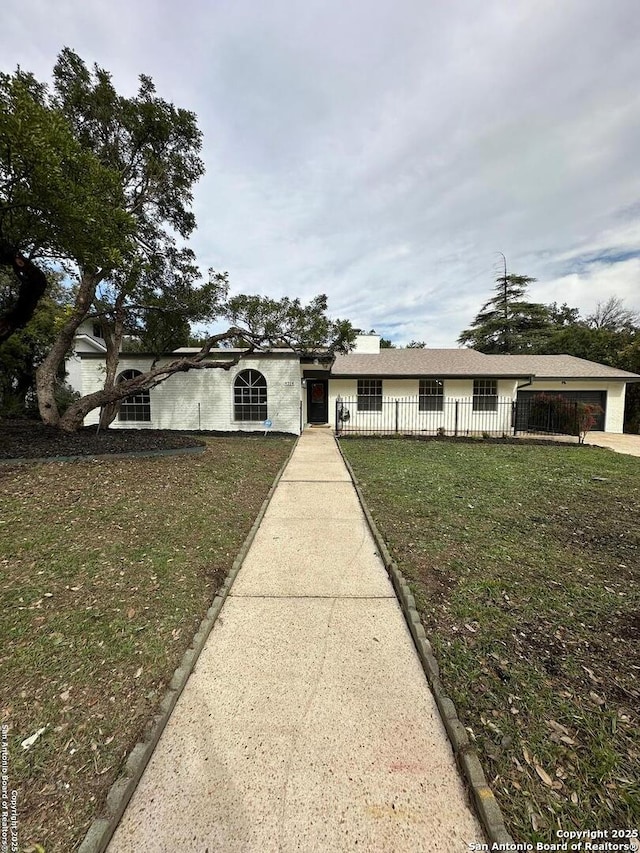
[67,326,640,436]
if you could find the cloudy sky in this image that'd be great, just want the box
[2,0,640,345]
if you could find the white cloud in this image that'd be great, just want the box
[1,0,639,347]
[531,258,640,318]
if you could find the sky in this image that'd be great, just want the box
[2,0,640,346]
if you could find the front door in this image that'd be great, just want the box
[307,379,329,423]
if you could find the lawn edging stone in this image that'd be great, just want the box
[78,436,300,853]
[336,437,514,847]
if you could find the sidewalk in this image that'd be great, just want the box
[107,429,482,852]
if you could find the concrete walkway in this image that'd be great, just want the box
[517,431,640,457]
[584,431,640,457]
[108,430,482,852]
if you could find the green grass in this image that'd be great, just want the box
[0,436,294,852]
[341,438,640,842]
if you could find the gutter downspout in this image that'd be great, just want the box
[516,375,534,392]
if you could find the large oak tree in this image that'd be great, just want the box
[33,49,205,427]
[0,68,132,346]
[2,50,355,431]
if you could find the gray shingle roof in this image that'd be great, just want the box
[330,349,640,380]
[476,354,640,380]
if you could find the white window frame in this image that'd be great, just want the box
[473,379,498,412]
[234,369,268,422]
[419,379,444,412]
[357,379,383,412]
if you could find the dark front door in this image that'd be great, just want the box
[307,379,329,423]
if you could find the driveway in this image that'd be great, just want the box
[584,432,640,457]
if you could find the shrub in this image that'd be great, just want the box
[576,402,603,444]
[525,394,602,443]
[53,380,81,415]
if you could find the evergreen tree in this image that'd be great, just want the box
[458,271,551,353]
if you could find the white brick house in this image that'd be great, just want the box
[69,334,640,435]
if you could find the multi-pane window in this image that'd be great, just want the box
[419,379,444,412]
[117,370,151,422]
[357,379,382,412]
[473,379,498,412]
[234,369,267,421]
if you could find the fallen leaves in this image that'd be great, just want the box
[1,437,295,852]
[343,439,640,844]
[534,763,555,787]
[546,719,577,746]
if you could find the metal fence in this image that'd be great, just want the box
[335,396,584,438]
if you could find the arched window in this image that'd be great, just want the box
[234,369,267,421]
[117,369,151,422]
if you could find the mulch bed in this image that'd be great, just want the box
[339,433,582,447]
[0,420,205,460]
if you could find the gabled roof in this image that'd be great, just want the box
[73,334,107,354]
[331,348,519,378]
[331,349,640,380]
[331,349,523,378]
[484,354,640,380]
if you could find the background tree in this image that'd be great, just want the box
[406,340,426,348]
[586,296,639,331]
[0,267,72,415]
[458,265,550,353]
[546,302,581,327]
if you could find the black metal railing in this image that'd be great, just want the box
[335,396,584,438]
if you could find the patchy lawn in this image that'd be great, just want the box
[0,436,294,852]
[341,438,640,842]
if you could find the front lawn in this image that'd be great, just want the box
[341,438,639,842]
[0,436,294,852]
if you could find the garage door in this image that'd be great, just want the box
[516,390,606,432]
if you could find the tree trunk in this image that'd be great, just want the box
[58,397,95,432]
[98,294,126,430]
[35,270,101,426]
[0,245,49,345]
